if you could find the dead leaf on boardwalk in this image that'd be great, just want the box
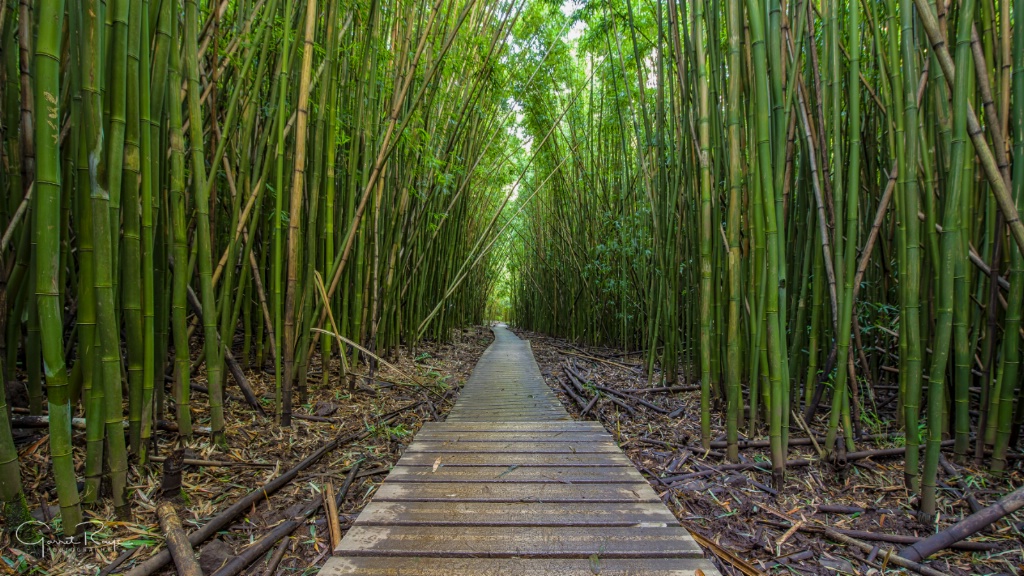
[432,457,441,472]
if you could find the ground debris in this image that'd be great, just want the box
[517,328,1024,576]
[6,326,492,576]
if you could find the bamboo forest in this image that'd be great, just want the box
[0,0,1023,574]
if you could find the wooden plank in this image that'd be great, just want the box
[455,399,558,402]
[320,557,716,576]
[395,452,633,467]
[422,422,604,431]
[385,465,647,483]
[449,411,567,416]
[459,388,554,392]
[458,393,555,398]
[413,431,612,442]
[449,406,564,412]
[372,482,659,503]
[444,416,570,421]
[352,500,679,527]
[453,397,560,401]
[458,393,554,397]
[447,412,569,418]
[334,526,705,558]
[446,415,573,421]
[446,416,574,422]
[450,404,561,408]
[450,402,562,406]
[447,409,564,412]
[459,390,554,394]
[406,441,620,454]
[416,430,606,438]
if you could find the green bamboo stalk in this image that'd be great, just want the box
[138,0,155,463]
[281,0,318,426]
[694,0,712,451]
[899,0,923,492]
[744,0,787,488]
[71,1,104,499]
[167,3,191,439]
[32,0,82,533]
[78,0,131,516]
[4,2,53,532]
[123,0,145,455]
[273,0,294,423]
[825,0,861,460]
[921,0,974,518]
[991,0,1024,474]
[183,0,225,446]
[724,0,743,464]
[0,354,29,530]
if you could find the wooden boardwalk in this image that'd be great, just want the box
[319,325,718,575]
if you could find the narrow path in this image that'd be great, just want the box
[319,325,717,575]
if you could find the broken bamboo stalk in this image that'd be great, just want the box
[119,422,386,576]
[11,415,207,435]
[262,537,290,576]
[939,455,983,514]
[665,441,959,484]
[211,516,307,576]
[155,503,202,576]
[821,527,947,576]
[580,394,599,418]
[557,378,590,412]
[324,481,342,549]
[185,285,266,415]
[762,520,997,552]
[564,364,683,414]
[149,455,275,468]
[211,461,365,576]
[899,484,1024,562]
[626,385,700,393]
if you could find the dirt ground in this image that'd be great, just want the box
[513,327,1024,576]
[8,324,1023,575]
[3,325,493,576]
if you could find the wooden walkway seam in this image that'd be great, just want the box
[318,325,720,575]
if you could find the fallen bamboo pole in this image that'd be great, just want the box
[261,537,290,576]
[324,481,342,549]
[119,423,383,576]
[899,484,1024,562]
[822,527,947,576]
[759,519,998,552]
[664,441,958,484]
[210,461,365,576]
[185,285,266,415]
[155,503,203,576]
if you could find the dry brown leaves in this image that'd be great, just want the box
[4,326,493,576]
[517,328,1024,576]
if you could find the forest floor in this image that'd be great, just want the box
[513,328,1024,576]
[5,325,494,576]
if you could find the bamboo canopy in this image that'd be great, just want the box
[1,0,521,532]
[505,0,1024,514]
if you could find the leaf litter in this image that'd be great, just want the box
[517,328,1024,576]
[3,326,493,576]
